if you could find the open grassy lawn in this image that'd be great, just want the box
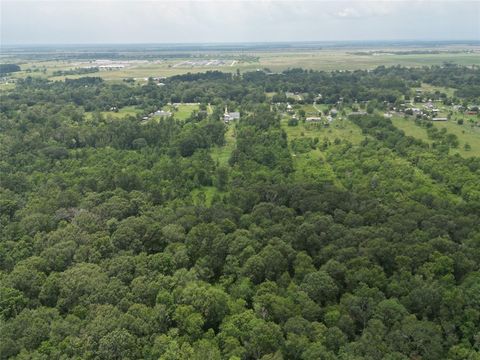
[433,120,480,157]
[190,186,225,207]
[211,124,235,166]
[392,115,480,157]
[391,116,432,144]
[164,104,200,120]
[281,116,365,146]
[420,83,456,97]
[85,105,142,120]
[298,104,320,115]
[0,83,16,91]
[281,115,365,185]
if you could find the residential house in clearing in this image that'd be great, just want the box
[153,110,172,117]
[305,117,322,123]
[223,106,240,123]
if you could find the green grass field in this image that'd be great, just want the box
[0,83,16,91]
[281,116,365,147]
[85,105,142,120]
[281,115,365,185]
[419,83,456,97]
[392,115,480,157]
[190,186,224,207]
[163,104,200,120]
[211,124,235,166]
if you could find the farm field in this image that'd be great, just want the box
[3,46,480,83]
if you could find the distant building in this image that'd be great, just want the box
[98,64,125,70]
[153,110,172,117]
[424,101,434,109]
[305,117,322,123]
[432,117,448,121]
[223,106,240,123]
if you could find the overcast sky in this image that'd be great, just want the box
[1,0,479,45]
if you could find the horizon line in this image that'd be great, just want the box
[2,39,480,48]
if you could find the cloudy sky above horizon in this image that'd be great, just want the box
[1,0,479,45]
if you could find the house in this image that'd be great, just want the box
[432,117,448,121]
[286,103,293,113]
[153,110,172,117]
[223,106,240,123]
[305,117,322,123]
[467,106,478,115]
[424,101,434,109]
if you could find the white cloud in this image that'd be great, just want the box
[336,7,362,18]
[1,0,478,44]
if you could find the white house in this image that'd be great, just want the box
[223,106,240,123]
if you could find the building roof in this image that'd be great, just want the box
[224,112,240,122]
[153,110,172,117]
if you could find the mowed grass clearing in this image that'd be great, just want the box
[85,106,142,120]
[419,83,456,97]
[281,116,365,146]
[392,116,480,157]
[190,186,225,207]
[211,124,236,166]
[164,104,200,120]
[281,116,365,185]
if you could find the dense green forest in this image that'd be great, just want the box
[1,64,480,360]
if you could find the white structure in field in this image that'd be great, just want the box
[223,106,240,123]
